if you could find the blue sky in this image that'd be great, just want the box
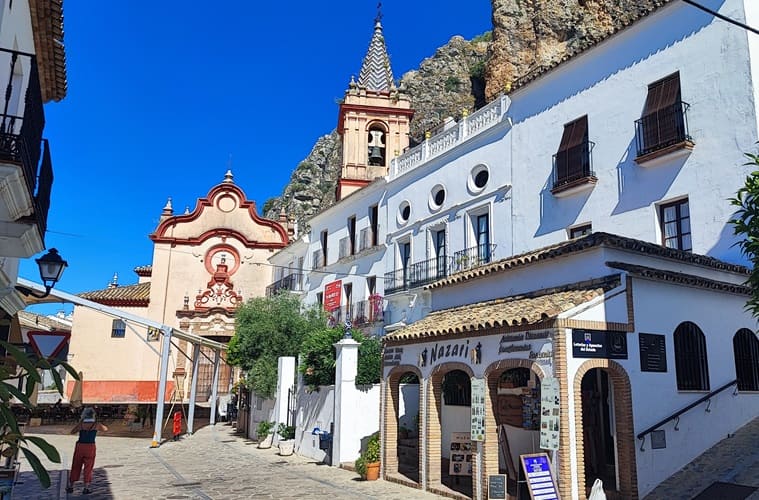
[22,1,492,312]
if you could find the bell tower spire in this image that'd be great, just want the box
[335,9,414,201]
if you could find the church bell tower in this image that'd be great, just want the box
[336,10,414,201]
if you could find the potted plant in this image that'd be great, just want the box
[257,421,275,449]
[277,423,296,456]
[355,433,381,480]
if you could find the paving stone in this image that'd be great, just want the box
[13,424,442,499]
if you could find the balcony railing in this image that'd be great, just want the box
[453,244,496,272]
[327,296,384,327]
[265,273,304,297]
[384,256,454,294]
[0,50,51,238]
[635,101,692,158]
[552,141,595,191]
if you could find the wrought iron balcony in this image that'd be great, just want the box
[0,50,52,256]
[265,273,304,297]
[327,296,384,327]
[635,101,693,160]
[384,256,454,294]
[551,141,596,194]
[453,244,496,272]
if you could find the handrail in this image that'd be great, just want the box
[636,379,738,449]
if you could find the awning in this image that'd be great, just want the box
[384,275,619,342]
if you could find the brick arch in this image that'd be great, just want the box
[427,362,476,498]
[383,365,423,484]
[479,359,547,498]
[573,360,638,499]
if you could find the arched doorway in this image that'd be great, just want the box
[384,366,422,486]
[581,369,617,491]
[439,368,473,497]
[574,361,637,499]
[397,371,420,482]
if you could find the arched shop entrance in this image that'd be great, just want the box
[429,365,474,498]
[574,360,637,499]
[384,366,422,485]
[483,359,546,498]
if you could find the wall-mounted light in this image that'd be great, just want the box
[16,248,68,299]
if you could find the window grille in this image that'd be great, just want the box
[673,321,710,390]
[733,328,759,391]
[111,319,126,338]
[442,370,471,406]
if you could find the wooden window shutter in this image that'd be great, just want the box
[643,72,681,116]
[557,116,588,153]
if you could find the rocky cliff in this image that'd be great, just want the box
[485,0,671,97]
[263,35,489,229]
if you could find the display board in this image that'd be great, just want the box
[520,453,559,499]
[539,377,560,450]
[449,432,473,476]
[639,333,667,372]
[471,378,486,441]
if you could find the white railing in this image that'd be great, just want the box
[390,94,510,179]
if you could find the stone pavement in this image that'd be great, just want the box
[644,416,759,500]
[12,424,443,499]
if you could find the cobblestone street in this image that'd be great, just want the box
[13,424,441,499]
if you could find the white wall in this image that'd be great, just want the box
[398,383,420,430]
[441,403,471,460]
[294,385,334,462]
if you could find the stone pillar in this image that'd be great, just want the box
[332,338,360,466]
[273,356,296,439]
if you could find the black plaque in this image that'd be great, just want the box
[651,429,666,449]
[639,333,667,372]
[572,330,628,359]
[488,474,506,499]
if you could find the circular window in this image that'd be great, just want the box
[398,201,411,225]
[468,165,490,194]
[429,185,446,211]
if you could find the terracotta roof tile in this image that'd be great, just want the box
[606,261,751,295]
[428,232,749,290]
[79,282,150,306]
[133,265,152,277]
[17,311,70,331]
[385,275,620,342]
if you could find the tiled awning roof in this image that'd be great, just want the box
[427,232,749,290]
[133,265,152,277]
[385,275,619,343]
[17,310,70,331]
[79,282,150,307]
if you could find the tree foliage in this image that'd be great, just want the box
[228,294,324,398]
[298,327,382,391]
[730,151,759,317]
[0,341,80,488]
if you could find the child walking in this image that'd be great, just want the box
[67,407,108,495]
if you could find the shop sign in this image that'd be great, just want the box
[383,347,403,367]
[418,339,482,367]
[539,377,560,451]
[572,329,628,359]
[498,331,552,354]
[324,280,342,311]
[520,453,559,500]
[471,378,486,442]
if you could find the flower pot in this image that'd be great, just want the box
[258,433,273,449]
[365,461,380,481]
[278,439,295,456]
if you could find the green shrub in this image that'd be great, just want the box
[257,420,274,437]
[277,423,296,440]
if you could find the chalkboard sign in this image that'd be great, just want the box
[639,333,667,372]
[488,474,506,499]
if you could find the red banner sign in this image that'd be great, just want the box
[324,280,342,311]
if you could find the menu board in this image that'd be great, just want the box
[449,432,473,476]
[520,453,559,499]
[639,333,667,372]
[471,378,486,441]
[539,377,560,451]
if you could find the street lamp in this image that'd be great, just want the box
[16,248,68,299]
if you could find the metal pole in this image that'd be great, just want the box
[186,344,201,434]
[151,327,172,447]
[209,350,221,425]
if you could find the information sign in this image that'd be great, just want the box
[639,333,667,372]
[324,280,342,311]
[539,377,560,450]
[449,432,473,476]
[488,474,507,499]
[520,453,559,500]
[471,378,486,441]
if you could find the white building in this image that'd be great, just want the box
[0,0,67,341]
[270,1,759,498]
